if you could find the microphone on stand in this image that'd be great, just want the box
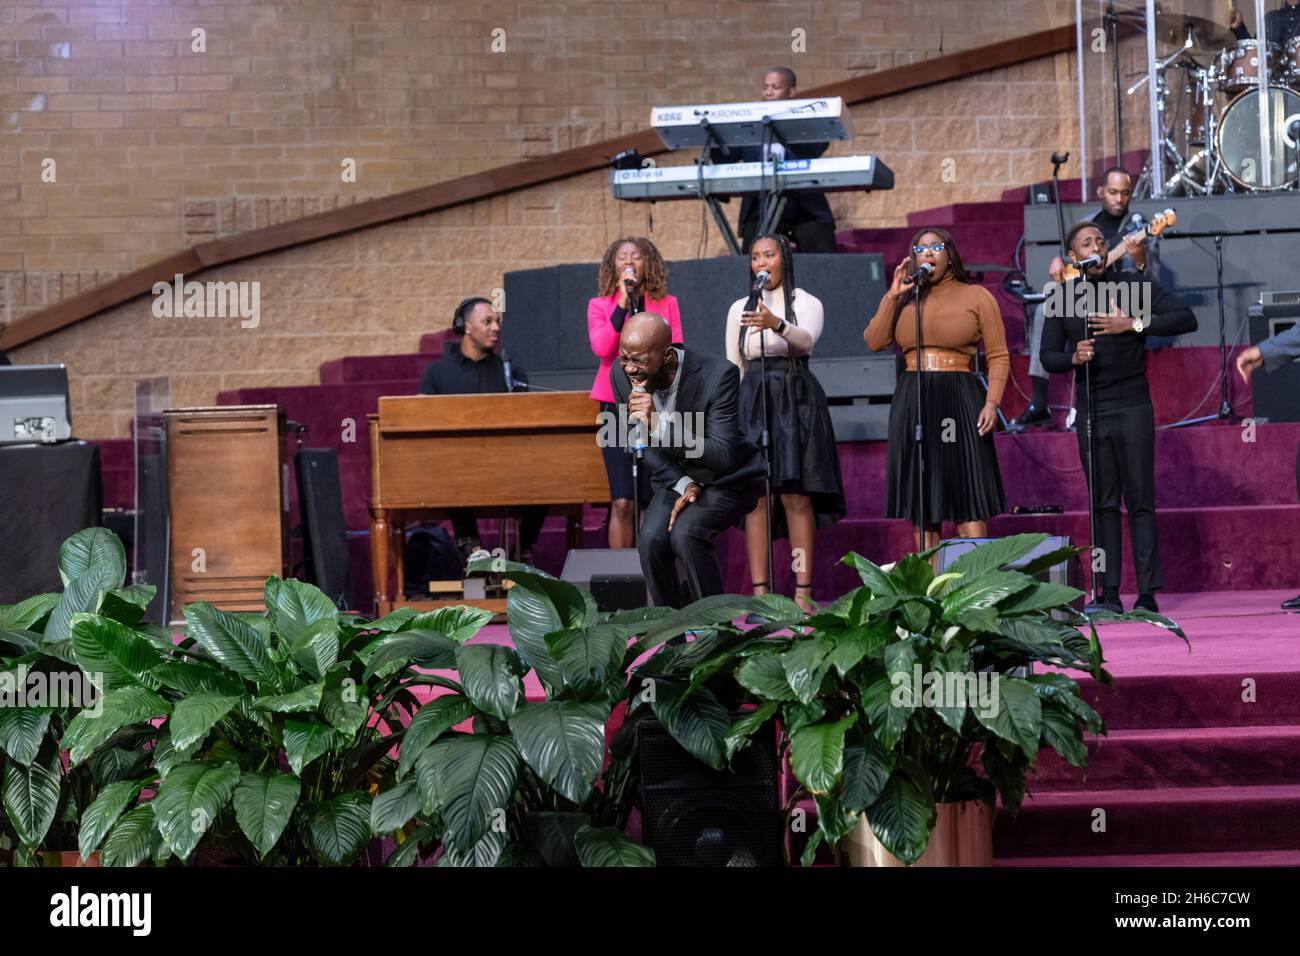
[630,384,650,460]
[501,351,515,393]
[750,269,771,298]
[909,261,934,283]
[1072,253,1104,273]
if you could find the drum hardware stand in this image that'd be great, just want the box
[1163,230,1244,429]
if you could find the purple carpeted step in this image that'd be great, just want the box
[908,201,1026,227]
[997,849,1300,866]
[320,353,428,385]
[994,783,1300,857]
[1078,671,1300,732]
[1032,726,1300,792]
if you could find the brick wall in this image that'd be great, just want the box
[4,0,1088,438]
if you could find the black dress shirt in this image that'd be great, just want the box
[1233,4,1300,46]
[1040,269,1198,412]
[417,341,526,395]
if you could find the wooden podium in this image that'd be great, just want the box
[368,391,607,615]
[165,405,288,623]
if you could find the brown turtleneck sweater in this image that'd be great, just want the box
[864,276,1010,406]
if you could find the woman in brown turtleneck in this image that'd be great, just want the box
[864,227,1009,551]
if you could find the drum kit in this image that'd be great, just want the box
[1132,11,1300,195]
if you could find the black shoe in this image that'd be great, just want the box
[1134,593,1159,613]
[1085,601,1124,615]
[1282,594,1300,611]
[1009,403,1051,430]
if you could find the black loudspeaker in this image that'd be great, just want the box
[560,548,646,612]
[294,449,350,608]
[637,716,782,867]
[1248,307,1300,423]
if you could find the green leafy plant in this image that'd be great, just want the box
[715,534,1188,865]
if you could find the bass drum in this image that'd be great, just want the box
[1216,85,1300,191]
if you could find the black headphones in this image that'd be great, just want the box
[453,296,493,335]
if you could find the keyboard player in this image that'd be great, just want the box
[712,67,837,254]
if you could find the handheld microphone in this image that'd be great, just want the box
[909,261,934,283]
[623,267,638,299]
[630,384,649,459]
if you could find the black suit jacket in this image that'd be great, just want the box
[609,347,765,493]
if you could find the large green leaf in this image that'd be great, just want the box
[386,822,437,867]
[723,702,779,762]
[303,791,372,866]
[862,672,912,752]
[735,652,799,701]
[405,605,494,644]
[0,706,52,766]
[252,681,324,713]
[150,661,245,697]
[2,749,61,847]
[265,576,339,648]
[288,619,340,682]
[63,685,171,767]
[500,568,589,694]
[973,676,1042,758]
[0,627,40,655]
[926,647,974,734]
[0,593,60,631]
[842,552,898,597]
[183,602,282,688]
[789,715,857,795]
[438,827,507,867]
[101,803,155,867]
[370,777,420,834]
[282,719,347,774]
[638,594,801,651]
[454,644,524,720]
[841,738,894,812]
[78,778,149,860]
[168,692,242,751]
[826,620,892,677]
[507,700,609,804]
[58,527,127,588]
[546,624,628,698]
[95,586,156,627]
[1040,700,1090,768]
[45,562,122,643]
[418,735,520,853]
[398,695,477,780]
[865,771,936,865]
[320,672,368,736]
[649,679,731,770]
[362,629,459,680]
[780,638,833,705]
[574,826,655,867]
[997,581,1085,615]
[68,613,164,691]
[154,760,239,860]
[233,771,301,858]
[943,533,1049,583]
[941,571,1037,619]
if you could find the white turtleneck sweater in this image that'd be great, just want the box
[724,285,824,373]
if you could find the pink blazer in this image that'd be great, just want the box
[586,293,683,403]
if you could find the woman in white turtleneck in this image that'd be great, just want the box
[725,234,846,612]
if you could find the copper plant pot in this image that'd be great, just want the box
[844,800,994,867]
[42,850,101,867]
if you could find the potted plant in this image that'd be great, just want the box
[714,534,1187,866]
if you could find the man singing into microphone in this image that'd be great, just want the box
[1040,221,1197,613]
[419,296,546,566]
[611,312,765,607]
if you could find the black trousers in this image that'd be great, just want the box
[741,216,837,254]
[638,482,760,608]
[1075,400,1162,594]
[450,507,547,553]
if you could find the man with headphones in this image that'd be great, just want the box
[418,296,545,564]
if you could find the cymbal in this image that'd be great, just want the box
[1150,12,1237,60]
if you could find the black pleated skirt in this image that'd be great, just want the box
[739,356,846,540]
[886,371,1006,525]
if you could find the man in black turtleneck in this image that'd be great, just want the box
[1041,220,1198,614]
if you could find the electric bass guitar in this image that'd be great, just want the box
[1061,208,1176,280]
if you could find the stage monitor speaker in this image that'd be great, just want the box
[936,535,1081,612]
[560,547,646,611]
[1248,306,1300,423]
[294,448,350,609]
[637,716,782,867]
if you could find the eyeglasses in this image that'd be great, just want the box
[913,243,946,254]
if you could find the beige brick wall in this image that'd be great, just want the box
[5,0,1089,438]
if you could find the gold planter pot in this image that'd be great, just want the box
[844,800,994,867]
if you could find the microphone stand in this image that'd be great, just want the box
[1050,152,1070,260]
[1077,268,1102,612]
[1163,231,1242,428]
[742,282,775,592]
[912,274,926,550]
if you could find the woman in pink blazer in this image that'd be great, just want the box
[588,236,683,548]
